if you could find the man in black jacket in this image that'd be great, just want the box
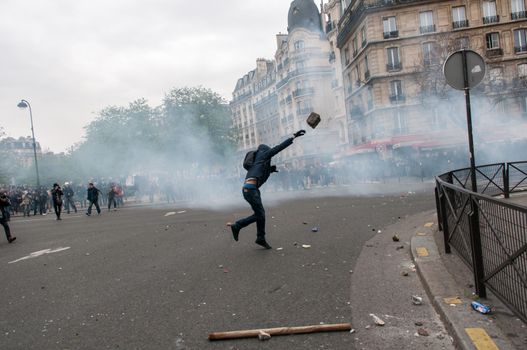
[86,183,102,216]
[0,193,16,243]
[227,130,306,249]
[51,183,64,220]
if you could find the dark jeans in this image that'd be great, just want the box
[87,200,101,215]
[1,219,11,241]
[234,188,266,240]
[64,197,77,213]
[53,201,62,219]
[108,197,116,210]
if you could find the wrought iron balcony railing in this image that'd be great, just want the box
[364,70,370,80]
[389,94,406,103]
[386,62,402,71]
[485,48,503,58]
[383,30,399,39]
[511,11,527,20]
[483,15,499,24]
[419,24,436,34]
[514,45,527,53]
[453,20,469,29]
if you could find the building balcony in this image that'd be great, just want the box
[485,48,503,58]
[482,15,499,24]
[383,30,399,39]
[419,24,436,34]
[453,20,469,29]
[511,11,527,20]
[386,62,402,72]
[326,21,335,33]
[364,70,370,80]
[389,94,406,104]
[515,45,527,53]
[292,87,315,97]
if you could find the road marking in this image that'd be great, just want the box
[416,247,429,257]
[8,247,71,264]
[164,212,176,216]
[416,232,427,236]
[444,297,462,305]
[465,328,500,350]
[424,222,434,228]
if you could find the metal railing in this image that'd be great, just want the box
[436,161,527,323]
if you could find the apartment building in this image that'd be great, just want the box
[336,0,527,159]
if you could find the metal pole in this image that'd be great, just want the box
[461,51,486,298]
[21,99,40,187]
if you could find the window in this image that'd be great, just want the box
[383,17,398,38]
[518,63,527,77]
[390,80,403,97]
[514,29,527,53]
[419,11,435,33]
[344,48,350,65]
[452,6,469,28]
[364,55,370,80]
[422,42,438,65]
[482,1,499,24]
[361,26,367,47]
[352,37,358,56]
[294,40,305,50]
[386,47,401,71]
[486,33,500,49]
[511,0,527,20]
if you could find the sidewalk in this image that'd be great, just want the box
[350,209,525,350]
[410,212,526,350]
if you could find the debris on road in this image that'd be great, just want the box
[311,227,319,232]
[417,328,429,336]
[208,323,352,341]
[392,234,400,242]
[412,296,423,305]
[164,212,176,217]
[303,222,308,225]
[302,244,311,249]
[401,271,409,277]
[369,314,385,326]
[415,321,423,326]
[177,210,187,214]
[471,301,491,314]
[396,245,404,250]
[276,247,284,251]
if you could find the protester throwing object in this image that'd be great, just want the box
[227,130,306,249]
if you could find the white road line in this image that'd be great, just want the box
[8,247,71,264]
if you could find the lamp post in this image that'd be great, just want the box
[17,99,40,187]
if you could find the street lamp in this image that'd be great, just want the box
[17,99,40,187]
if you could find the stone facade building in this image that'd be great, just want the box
[335,0,527,159]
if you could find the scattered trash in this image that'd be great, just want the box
[293,242,298,246]
[377,230,382,233]
[372,228,376,232]
[177,210,187,214]
[392,234,400,242]
[303,222,308,225]
[444,297,462,305]
[471,301,491,314]
[401,271,409,277]
[349,329,355,334]
[164,212,176,217]
[276,247,283,251]
[302,245,311,249]
[396,245,404,250]
[415,321,423,326]
[365,325,371,329]
[311,227,319,232]
[417,328,429,336]
[218,265,223,268]
[370,314,385,326]
[412,296,423,305]
[258,330,271,341]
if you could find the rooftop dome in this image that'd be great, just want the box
[287,0,322,33]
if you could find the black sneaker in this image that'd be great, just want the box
[8,236,16,243]
[255,239,272,249]
[230,225,240,241]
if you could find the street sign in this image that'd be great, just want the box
[443,49,486,90]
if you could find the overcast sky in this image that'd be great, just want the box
[0,0,320,152]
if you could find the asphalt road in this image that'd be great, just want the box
[1,186,437,349]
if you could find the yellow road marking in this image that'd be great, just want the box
[465,328,500,350]
[416,247,429,257]
[424,222,434,228]
[416,232,427,236]
[444,297,462,305]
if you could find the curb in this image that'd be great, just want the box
[410,220,517,350]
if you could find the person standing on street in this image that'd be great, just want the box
[86,182,101,216]
[63,182,77,214]
[107,183,117,211]
[51,183,64,220]
[227,130,306,249]
[0,192,16,243]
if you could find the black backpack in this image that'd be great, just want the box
[243,150,257,170]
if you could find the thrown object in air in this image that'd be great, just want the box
[306,112,321,129]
